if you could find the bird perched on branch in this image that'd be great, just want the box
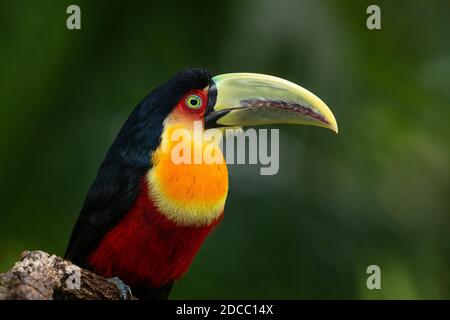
[65,68,338,299]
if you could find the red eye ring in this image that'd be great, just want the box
[181,90,207,113]
[185,94,203,110]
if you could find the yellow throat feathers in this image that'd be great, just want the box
[147,123,229,226]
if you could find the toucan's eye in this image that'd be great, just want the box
[185,95,203,110]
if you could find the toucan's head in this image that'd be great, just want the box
[142,68,337,133]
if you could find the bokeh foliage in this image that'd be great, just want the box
[0,0,448,299]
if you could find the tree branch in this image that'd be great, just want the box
[0,250,135,300]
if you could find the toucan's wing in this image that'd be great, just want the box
[64,89,168,267]
[64,160,146,268]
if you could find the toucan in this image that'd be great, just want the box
[65,68,338,300]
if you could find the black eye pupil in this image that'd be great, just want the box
[190,98,198,106]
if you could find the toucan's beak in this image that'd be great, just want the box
[205,73,338,133]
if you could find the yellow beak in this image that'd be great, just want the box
[205,73,338,133]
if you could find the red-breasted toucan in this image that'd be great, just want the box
[65,69,338,299]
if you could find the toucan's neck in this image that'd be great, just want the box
[146,122,229,226]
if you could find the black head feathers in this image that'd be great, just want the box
[105,68,212,169]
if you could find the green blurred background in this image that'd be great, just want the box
[0,0,449,299]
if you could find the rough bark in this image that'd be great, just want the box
[0,250,135,300]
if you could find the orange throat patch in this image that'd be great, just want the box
[147,123,229,226]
